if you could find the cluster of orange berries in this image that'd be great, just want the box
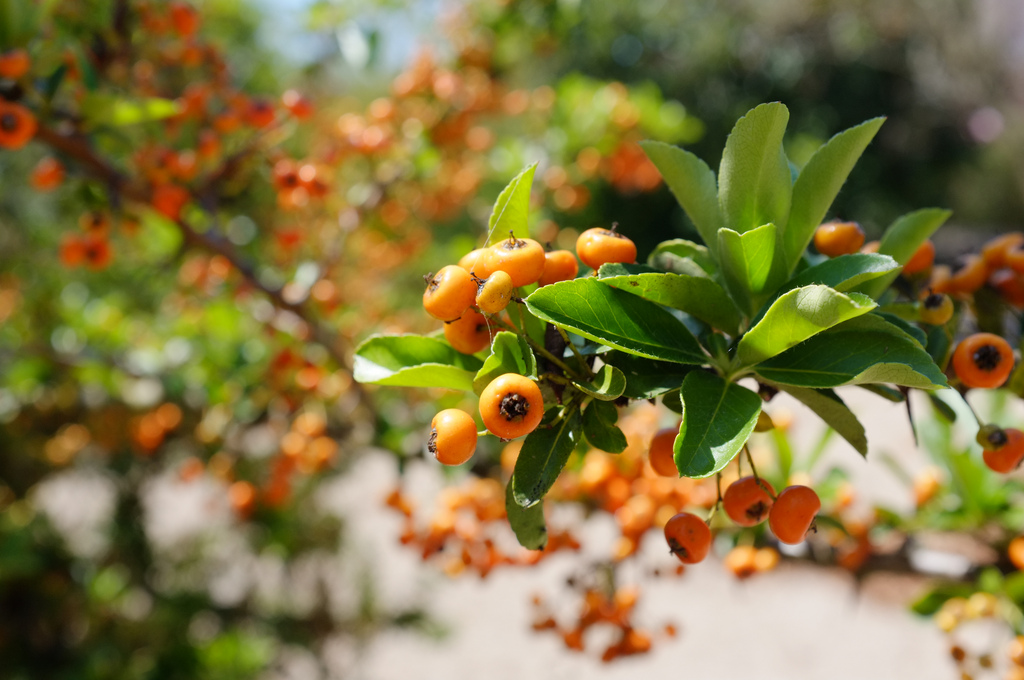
[384,480,580,578]
[531,585,670,662]
[423,226,637,463]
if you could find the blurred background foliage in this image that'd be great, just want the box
[4,0,1024,677]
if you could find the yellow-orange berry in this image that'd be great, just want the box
[576,226,637,270]
[475,270,514,314]
[538,249,579,286]
[423,265,477,322]
[647,427,678,477]
[485,235,546,287]
[663,512,711,564]
[429,409,478,465]
[444,309,493,354]
[814,221,865,257]
[479,373,544,439]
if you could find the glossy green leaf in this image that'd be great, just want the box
[778,385,868,456]
[674,371,762,478]
[874,312,927,347]
[600,351,694,399]
[718,222,778,312]
[738,285,876,366]
[598,265,741,335]
[718,102,792,234]
[486,163,537,245]
[640,141,723,255]
[512,409,583,507]
[505,478,547,550]
[354,335,483,391]
[647,239,718,277]
[753,329,948,389]
[524,277,707,365]
[574,364,626,401]
[81,94,182,129]
[783,117,886,271]
[859,208,952,299]
[582,400,627,453]
[473,331,537,394]
[774,253,900,297]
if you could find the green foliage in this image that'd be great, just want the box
[486,163,537,245]
[673,371,762,478]
[505,478,547,550]
[511,409,583,508]
[353,335,484,391]
[473,331,537,394]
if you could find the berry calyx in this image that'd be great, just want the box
[919,292,953,325]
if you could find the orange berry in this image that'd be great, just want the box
[0,48,30,79]
[458,247,494,278]
[475,270,514,314]
[947,255,988,295]
[229,480,256,517]
[486,235,546,287]
[423,265,477,322]
[982,428,1024,473]
[723,476,775,527]
[245,98,276,128]
[429,409,478,465]
[982,233,1024,269]
[919,292,953,325]
[647,427,678,477]
[1008,536,1024,570]
[576,226,637,270]
[444,309,493,355]
[82,236,113,270]
[479,373,544,439]
[952,332,1014,389]
[990,269,1024,308]
[860,240,880,254]
[903,240,936,275]
[813,221,865,257]
[538,249,579,286]
[152,183,189,219]
[724,545,758,578]
[169,1,200,36]
[663,511,711,564]
[30,156,64,191]
[768,485,821,544]
[0,100,37,149]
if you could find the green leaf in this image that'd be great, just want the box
[718,223,778,312]
[598,265,741,335]
[486,164,537,245]
[640,141,724,256]
[505,478,547,550]
[873,312,927,347]
[647,239,718,277]
[927,392,957,424]
[582,400,628,453]
[600,351,694,399]
[524,277,707,365]
[858,208,952,299]
[473,331,537,394]
[574,364,626,401]
[737,285,876,366]
[717,102,792,235]
[777,385,868,456]
[835,313,926,348]
[674,371,762,478]
[753,329,949,389]
[512,409,583,507]
[910,584,974,616]
[926,324,953,371]
[783,117,886,271]
[354,335,483,391]
[80,94,182,129]
[775,253,900,297]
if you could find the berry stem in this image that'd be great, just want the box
[744,444,776,500]
[556,326,594,380]
[485,313,587,381]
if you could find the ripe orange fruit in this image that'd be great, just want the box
[152,183,189,219]
[475,270,514,314]
[982,233,1024,269]
[903,240,936,275]
[947,255,988,295]
[0,48,30,79]
[429,409,478,465]
[444,309,493,354]
[982,428,1024,473]
[647,427,678,477]
[30,157,65,191]
[0,100,37,149]
[813,221,865,257]
[768,485,821,544]
[458,247,494,278]
[479,373,544,439]
[952,332,1014,389]
[723,476,775,527]
[486,235,546,287]
[1008,536,1024,570]
[423,265,477,322]
[576,226,637,270]
[663,512,711,564]
[990,269,1024,308]
[538,249,579,286]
